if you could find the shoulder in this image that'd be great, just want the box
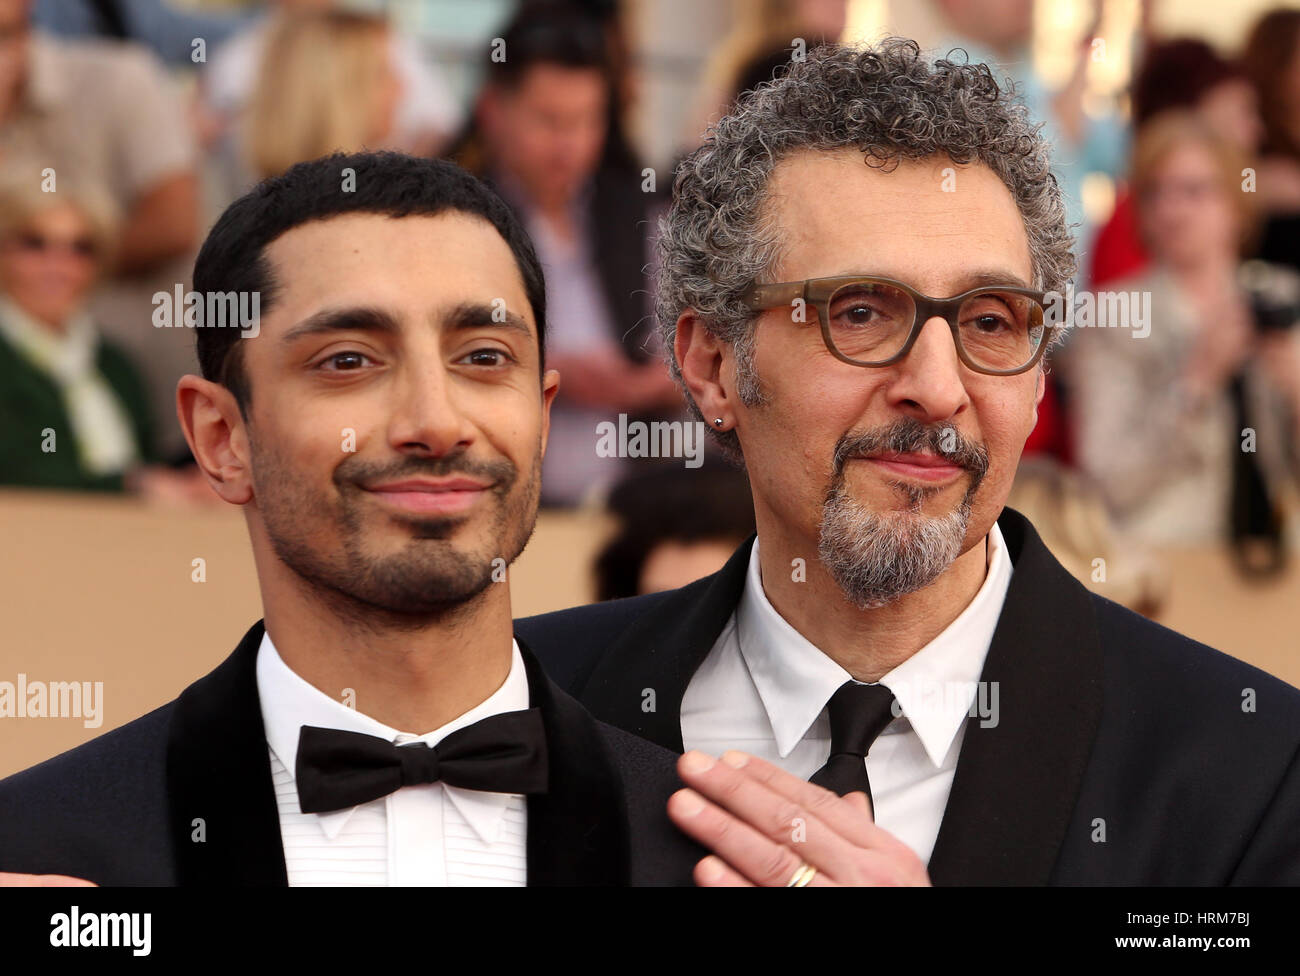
[515,590,678,690]
[594,720,704,886]
[0,703,177,882]
[1086,590,1300,756]
[39,30,167,85]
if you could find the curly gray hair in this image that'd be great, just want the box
[656,37,1076,457]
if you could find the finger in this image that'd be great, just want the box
[680,749,891,854]
[692,855,755,887]
[0,872,97,887]
[843,790,873,818]
[669,778,853,886]
[715,751,908,856]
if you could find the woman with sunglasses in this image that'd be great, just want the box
[0,177,163,493]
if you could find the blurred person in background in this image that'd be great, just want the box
[240,9,403,182]
[1091,39,1263,289]
[0,0,198,274]
[932,0,1126,249]
[679,0,847,150]
[1244,7,1300,277]
[450,1,682,507]
[199,0,458,176]
[930,0,1124,465]
[0,176,210,500]
[594,462,755,600]
[1065,112,1300,564]
[32,0,252,67]
[0,0,201,462]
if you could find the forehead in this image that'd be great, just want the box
[260,211,534,334]
[762,149,1034,294]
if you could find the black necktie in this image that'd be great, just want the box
[808,681,897,805]
[294,708,549,814]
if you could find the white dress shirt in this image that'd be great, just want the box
[256,632,529,886]
[680,524,1013,866]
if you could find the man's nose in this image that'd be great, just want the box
[884,315,969,422]
[387,363,475,456]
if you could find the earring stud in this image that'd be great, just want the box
[713,418,725,427]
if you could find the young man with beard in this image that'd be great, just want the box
[518,40,1300,886]
[0,151,703,885]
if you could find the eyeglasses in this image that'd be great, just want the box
[741,274,1059,376]
[5,232,98,260]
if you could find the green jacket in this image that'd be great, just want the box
[0,328,156,492]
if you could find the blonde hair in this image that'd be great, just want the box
[0,171,120,269]
[244,11,393,179]
[1131,109,1259,251]
[701,0,808,103]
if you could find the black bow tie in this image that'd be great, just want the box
[294,708,550,814]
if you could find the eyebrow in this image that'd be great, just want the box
[279,306,401,345]
[279,302,535,346]
[442,301,534,340]
[829,269,1033,292]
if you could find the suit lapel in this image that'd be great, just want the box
[519,639,629,885]
[577,535,755,752]
[926,509,1105,885]
[167,620,288,886]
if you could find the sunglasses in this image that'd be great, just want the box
[7,232,98,259]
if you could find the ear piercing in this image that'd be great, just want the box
[713,418,725,427]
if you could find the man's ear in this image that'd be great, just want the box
[538,367,560,460]
[675,310,735,429]
[1031,363,1047,429]
[176,374,254,505]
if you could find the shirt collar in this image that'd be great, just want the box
[255,631,531,844]
[737,522,1013,767]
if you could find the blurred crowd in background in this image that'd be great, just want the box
[3,0,1300,613]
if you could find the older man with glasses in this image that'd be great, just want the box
[518,38,1300,886]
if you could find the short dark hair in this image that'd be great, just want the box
[594,462,756,601]
[1132,39,1247,126]
[193,151,547,409]
[491,1,612,90]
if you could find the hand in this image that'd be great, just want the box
[0,872,97,886]
[667,750,932,887]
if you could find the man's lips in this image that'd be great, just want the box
[859,451,966,483]
[361,477,493,514]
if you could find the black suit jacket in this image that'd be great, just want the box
[0,622,701,885]
[517,507,1300,885]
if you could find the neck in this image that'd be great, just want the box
[755,519,991,682]
[255,548,516,735]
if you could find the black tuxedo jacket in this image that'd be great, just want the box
[0,622,701,885]
[517,507,1300,885]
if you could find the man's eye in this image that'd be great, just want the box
[459,348,512,367]
[318,351,373,370]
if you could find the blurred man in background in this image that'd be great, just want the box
[451,1,682,507]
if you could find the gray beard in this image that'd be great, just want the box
[817,480,974,610]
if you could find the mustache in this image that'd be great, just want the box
[335,453,519,492]
[832,419,990,480]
